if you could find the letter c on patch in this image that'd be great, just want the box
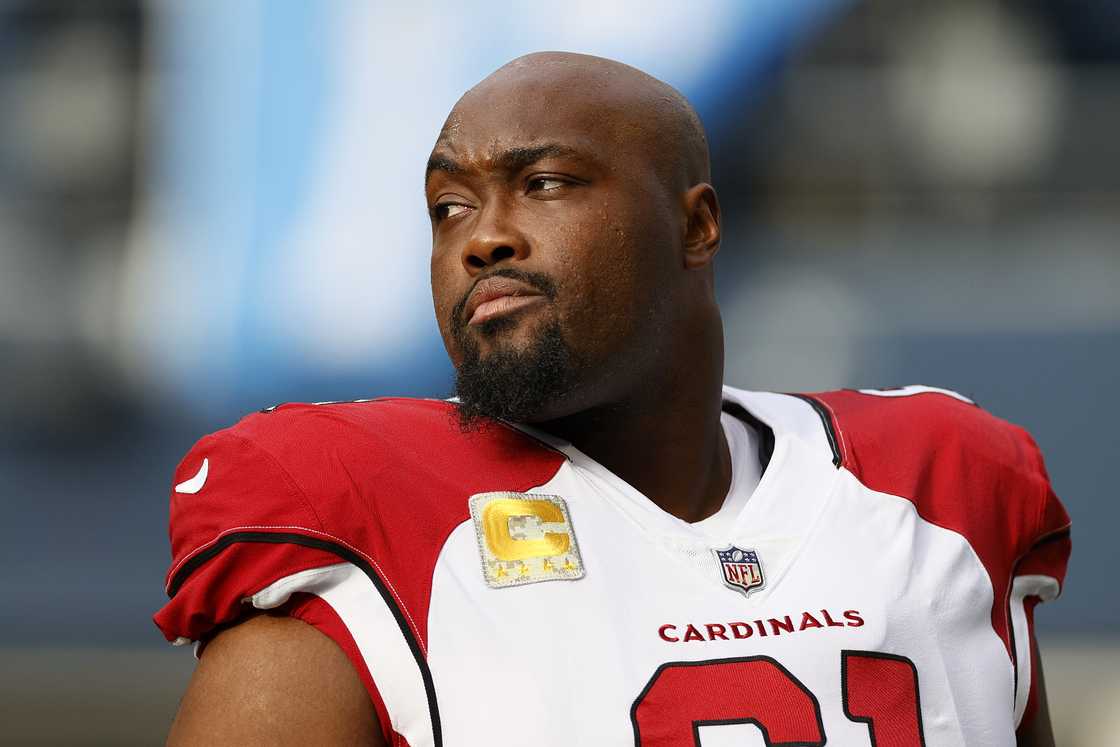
[481,498,570,561]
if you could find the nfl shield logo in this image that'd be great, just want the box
[714,546,765,597]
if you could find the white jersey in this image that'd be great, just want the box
[156,386,1070,746]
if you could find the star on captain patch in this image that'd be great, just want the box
[469,492,584,589]
[714,546,765,597]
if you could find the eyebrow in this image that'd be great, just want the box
[425,143,581,186]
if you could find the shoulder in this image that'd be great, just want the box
[174,398,463,496]
[158,396,567,645]
[221,396,492,469]
[803,385,1043,489]
[179,396,565,521]
[167,396,568,558]
[799,385,1068,559]
[164,398,470,559]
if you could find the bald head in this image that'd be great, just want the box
[441,52,710,189]
[427,51,724,427]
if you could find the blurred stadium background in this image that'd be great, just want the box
[1,0,1117,744]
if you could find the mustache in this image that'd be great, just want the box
[450,268,559,330]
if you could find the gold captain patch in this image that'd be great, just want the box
[469,492,584,588]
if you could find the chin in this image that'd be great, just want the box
[452,316,581,429]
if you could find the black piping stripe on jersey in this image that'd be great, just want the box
[721,401,775,474]
[168,531,444,747]
[787,393,842,468]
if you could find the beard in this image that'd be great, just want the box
[453,317,581,430]
[449,269,581,430]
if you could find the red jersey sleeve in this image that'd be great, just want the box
[1006,428,1071,733]
[153,417,399,743]
[805,387,1071,732]
[153,422,352,643]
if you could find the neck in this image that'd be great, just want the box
[540,321,730,523]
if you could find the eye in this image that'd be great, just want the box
[526,176,569,193]
[431,201,472,222]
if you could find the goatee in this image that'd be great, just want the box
[453,317,580,430]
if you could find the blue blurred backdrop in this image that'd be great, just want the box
[1,1,1117,743]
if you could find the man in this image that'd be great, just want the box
[157,53,1069,746]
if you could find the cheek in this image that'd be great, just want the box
[429,254,461,340]
[557,214,651,351]
[592,201,680,350]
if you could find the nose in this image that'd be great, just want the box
[461,203,529,274]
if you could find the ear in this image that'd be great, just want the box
[682,183,721,270]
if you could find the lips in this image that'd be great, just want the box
[464,275,546,326]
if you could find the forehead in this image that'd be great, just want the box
[432,75,650,166]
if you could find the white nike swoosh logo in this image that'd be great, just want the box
[175,458,209,494]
